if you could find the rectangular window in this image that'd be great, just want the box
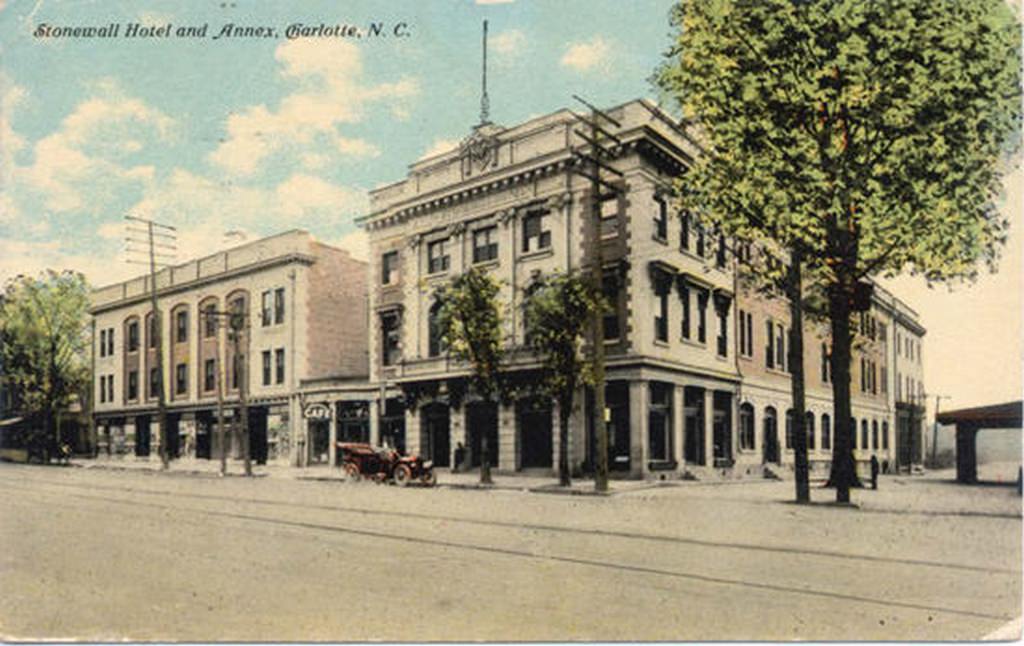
[381,313,400,367]
[716,305,728,357]
[149,368,159,399]
[679,212,690,250]
[602,273,620,341]
[175,310,188,343]
[697,290,708,343]
[127,371,137,401]
[822,416,832,450]
[821,343,831,383]
[106,328,114,356]
[655,291,669,343]
[653,196,668,241]
[261,290,272,326]
[262,350,271,386]
[275,348,285,384]
[472,226,498,263]
[147,317,157,349]
[204,359,216,393]
[175,363,187,396]
[775,324,785,370]
[231,354,243,390]
[522,210,552,253]
[99,329,107,358]
[99,374,106,403]
[860,358,867,392]
[128,321,139,353]
[274,288,285,325]
[381,251,400,284]
[680,285,691,340]
[766,320,775,369]
[427,238,450,274]
[695,223,705,257]
[738,310,753,357]
[600,197,618,238]
[881,366,888,394]
[204,304,217,338]
[715,235,727,269]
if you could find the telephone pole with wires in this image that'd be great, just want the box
[124,215,177,470]
[570,95,624,493]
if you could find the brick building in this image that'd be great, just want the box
[90,230,367,465]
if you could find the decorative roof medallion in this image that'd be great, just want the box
[460,126,500,176]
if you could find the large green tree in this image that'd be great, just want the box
[657,0,1021,502]
[436,266,505,484]
[523,272,605,487]
[0,270,91,448]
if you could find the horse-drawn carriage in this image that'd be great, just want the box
[336,442,436,486]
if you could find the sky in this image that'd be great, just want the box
[0,0,1020,414]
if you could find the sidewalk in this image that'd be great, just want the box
[72,456,676,495]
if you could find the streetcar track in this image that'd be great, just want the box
[0,470,1014,577]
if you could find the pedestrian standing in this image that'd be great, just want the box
[453,442,465,473]
[870,455,880,490]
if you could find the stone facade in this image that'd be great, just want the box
[356,98,927,479]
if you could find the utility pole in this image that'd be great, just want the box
[201,307,231,476]
[570,95,623,493]
[229,305,252,476]
[125,215,177,470]
[931,393,951,467]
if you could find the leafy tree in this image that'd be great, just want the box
[523,272,605,487]
[0,270,91,449]
[657,0,1021,502]
[436,266,505,484]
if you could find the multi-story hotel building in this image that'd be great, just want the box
[355,98,927,478]
[90,230,367,464]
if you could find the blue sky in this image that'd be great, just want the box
[0,0,676,283]
[0,0,1020,410]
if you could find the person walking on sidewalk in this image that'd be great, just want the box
[870,455,880,490]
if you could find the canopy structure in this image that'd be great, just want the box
[935,401,1022,483]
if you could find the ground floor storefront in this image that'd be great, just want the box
[94,399,289,465]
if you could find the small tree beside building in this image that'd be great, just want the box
[523,272,605,487]
[435,266,505,484]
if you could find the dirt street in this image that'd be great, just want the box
[0,463,1019,641]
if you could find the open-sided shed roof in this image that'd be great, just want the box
[936,401,1022,429]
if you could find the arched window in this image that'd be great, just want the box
[860,419,869,450]
[428,299,446,358]
[785,409,795,449]
[872,420,879,450]
[124,315,140,353]
[821,414,831,451]
[171,303,189,346]
[805,412,815,450]
[763,406,778,463]
[739,403,755,450]
[882,421,889,450]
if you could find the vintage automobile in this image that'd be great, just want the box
[336,442,436,487]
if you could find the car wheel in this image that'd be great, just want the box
[343,462,361,482]
[393,463,412,487]
[420,469,437,487]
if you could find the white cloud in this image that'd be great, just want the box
[208,39,418,176]
[332,228,369,262]
[274,173,368,220]
[418,138,460,161]
[12,87,174,214]
[491,29,526,58]
[560,37,614,73]
[0,237,137,287]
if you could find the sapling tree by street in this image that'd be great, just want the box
[0,270,91,450]
[436,266,505,485]
[657,0,1021,503]
[523,272,605,487]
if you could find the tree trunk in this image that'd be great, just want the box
[787,251,810,504]
[558,394,572,487]
[480,404,493,485]
[827,283,856,503]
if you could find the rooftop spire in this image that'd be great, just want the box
[480,19,490,125]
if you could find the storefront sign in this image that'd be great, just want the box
[303,403,331,420]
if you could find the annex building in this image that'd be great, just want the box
[90,230,367,465]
